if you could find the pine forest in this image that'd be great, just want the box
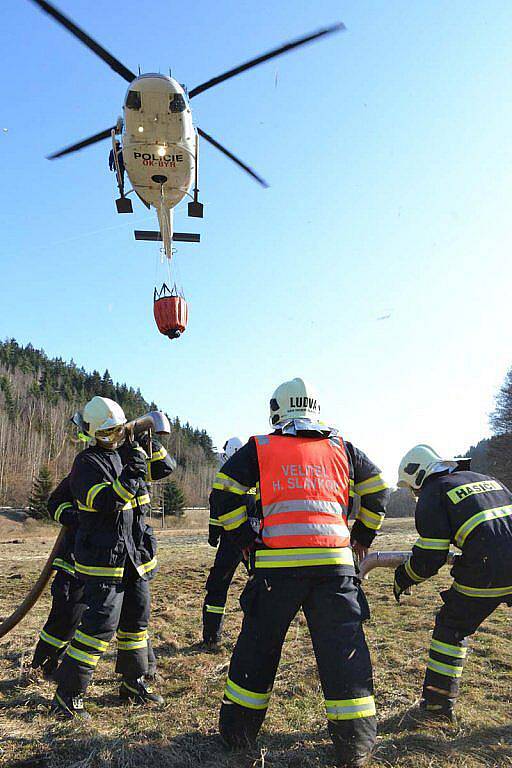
[0,339,217,507]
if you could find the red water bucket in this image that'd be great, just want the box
[154,294,188,338]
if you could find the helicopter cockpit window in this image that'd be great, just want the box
[126,90,141,110]
[170,94,186,113]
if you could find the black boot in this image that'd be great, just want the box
[329,717,376,768]
[119,677,164,706]
[419,698,457,724]
[51,689,91,720]
[219,700,266,750]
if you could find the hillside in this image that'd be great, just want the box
[0,339,216,506]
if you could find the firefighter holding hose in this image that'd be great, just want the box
[50,396,175,719]
[394,444,512,722]
[212,378,390,768]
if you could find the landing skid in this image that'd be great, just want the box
[134,230,200,243]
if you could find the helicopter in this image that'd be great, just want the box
[30,0,345,260]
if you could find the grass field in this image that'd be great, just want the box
[0,517,511,768]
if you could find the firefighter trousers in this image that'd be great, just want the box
[219,572,376,764]
[32,570,157,676]
[32,571,86,668]
[423,585,511,710]
[203,535,248,643]
[55,562,151,695]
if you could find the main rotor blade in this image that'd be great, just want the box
[29,0,136,83]
[197,128,269,188]
[189,22,345,99]
[48,126,115,159]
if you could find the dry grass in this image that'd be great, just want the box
[0,518,511,768]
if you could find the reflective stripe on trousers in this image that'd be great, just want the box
[224,676,272,710]
[325,695,376,720]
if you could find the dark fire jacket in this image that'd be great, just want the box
[396,470,512,598]
[69,439,175,582]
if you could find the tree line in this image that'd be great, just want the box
[0,339,217,508]
[384,364,512,517]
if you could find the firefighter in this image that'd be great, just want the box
[31,476,85,679]
[393,444,512,722]
[212,378,390,768]
[203,437,250,646]
[31,477,159,681]
[109,139,125,185]
[51,396,175,718]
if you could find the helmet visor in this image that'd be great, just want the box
[95,425,126,448]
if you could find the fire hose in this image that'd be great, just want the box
[0,411,171,640]
[358,550,459,579]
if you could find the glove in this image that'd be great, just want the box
[208,534,220,548]
[393,564,412,603]
[393,577,405,603]
[121,445,147,480]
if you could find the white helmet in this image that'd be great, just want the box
[82,396,127,449]
[223,436,243,461]
[269,377,320,427]
[397,444,459,491]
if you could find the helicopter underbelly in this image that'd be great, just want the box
[124,139,194,208]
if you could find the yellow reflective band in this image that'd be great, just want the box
[224,677,272,710]
[66,645,101,668]
[209,517,223,526]
[427,659,463,677]
[325,695,376,721]
[74,630,109,652]
[349,479,355,498]
[113,478,135,503]
[255,547,354,568]
[53,558,75,575]
[86,482,111,509]
[40,629,67,649]
[404,558,425,583]
[219,505,248,531]
[117,638,148,651]
[74,562,124,578]
[447,480,502,505]
[149,448,167,462]
[117,629,148,640]
[212,472,251,495]
[355,474,388,496]
[453,581,512,598]
[206,604,226,614]
[136,557,158,576]
[430,639,467,658]
[54,502,72,523]
[77,501,97,512]
[415,537,451,551]
[355,507,384,531]
[453,504,512,547]
[122,493,150,511]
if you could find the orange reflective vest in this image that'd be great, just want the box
[254,434,351,549]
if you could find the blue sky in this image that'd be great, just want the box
[1,0,511,483]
